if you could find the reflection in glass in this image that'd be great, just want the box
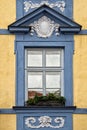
[28,50,42,66]
[46,50,61,67]
[28,72,42,89]
[46,89,61,95]
[28,89,43,99]
[46,72,61,89]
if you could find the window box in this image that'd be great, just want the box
[25,93,66,107]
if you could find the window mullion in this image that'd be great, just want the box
[42,49,46,96]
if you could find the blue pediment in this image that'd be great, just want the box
[8,5,82,34]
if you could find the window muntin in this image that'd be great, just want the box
[25,48,64,100]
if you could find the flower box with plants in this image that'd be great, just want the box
[26,93,66,107]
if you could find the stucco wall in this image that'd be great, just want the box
[74,35,87,108]
[0,0,16,29]
[73,1,87,128]
[74,0,87,29]
[0,115,16,130]
[0,35,15,108]
[74,0,87,109]
[73,115,87,130]
[0,0,87,130]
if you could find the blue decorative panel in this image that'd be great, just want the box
[25,116,65,129]
[17,111,72,130]
[16,0,73,19]
[23,0,66,15]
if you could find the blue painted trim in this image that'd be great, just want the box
[0,29,11,35]
[16,0,23,20]
[8,26,30,33]
[60,27,81,33]
[64,42,73,106]
[16,44,25,106]
[78,30,87,35]
[8,5,81,27]
[1,29,87,35]
[74,108,87,114]
[14,109,76,114]
[66,0,73,18]
[17,113,73,130]
[0,108,87,114]
[16,41,74,106]
[0,109,15,114]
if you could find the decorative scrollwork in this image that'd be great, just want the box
[25,116,65,128]
[24,1,66,12]
[29,16,60,38]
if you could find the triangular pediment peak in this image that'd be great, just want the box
[8,5,82,34]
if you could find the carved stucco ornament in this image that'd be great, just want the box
[24,1,65,12]
[30,16,60,38]
[25,116,65,128]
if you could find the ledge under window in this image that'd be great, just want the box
[13,106,76,111]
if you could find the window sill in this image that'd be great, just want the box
[13,106,76,110]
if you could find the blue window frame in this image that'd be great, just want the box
[16,41,73,106]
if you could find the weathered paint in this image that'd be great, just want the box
[74,35,87,108]
[0,114,16,130]
[0,35,15,108]
[73,114,87,130]
[0,0,16,29]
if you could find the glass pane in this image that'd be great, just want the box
[28,72,42,89]
[28,89,43,99]
[46,89,61,95]
[46,50,61,67]
[28,50,42,66]
[46,72,61,89]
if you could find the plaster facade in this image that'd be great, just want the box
[0,0,87,130]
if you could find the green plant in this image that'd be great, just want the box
[56,96,66,105]
[47,93,56,100]
[26,93,66,106]
[26,98,36,105]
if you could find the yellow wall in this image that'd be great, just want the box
[0,0,16,29]
[0,115,16,130]
[74,0,87,29]
[73,115,87,130]
[71,2,87,129]
[74,0,87,108]
[0,35,15,108]
[74,36,87,108]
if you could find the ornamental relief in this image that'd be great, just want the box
[25,116,65,129]
[24,0,65,12]
[29,16,60,38]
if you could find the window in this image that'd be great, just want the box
[25,48,64,101]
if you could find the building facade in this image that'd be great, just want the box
[0,0,87,130]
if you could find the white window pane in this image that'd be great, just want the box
[46,72,61,89]
[46,89,61,95]
[28,50,42,66]
[28,72,42,88]
[46,50,61,67]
